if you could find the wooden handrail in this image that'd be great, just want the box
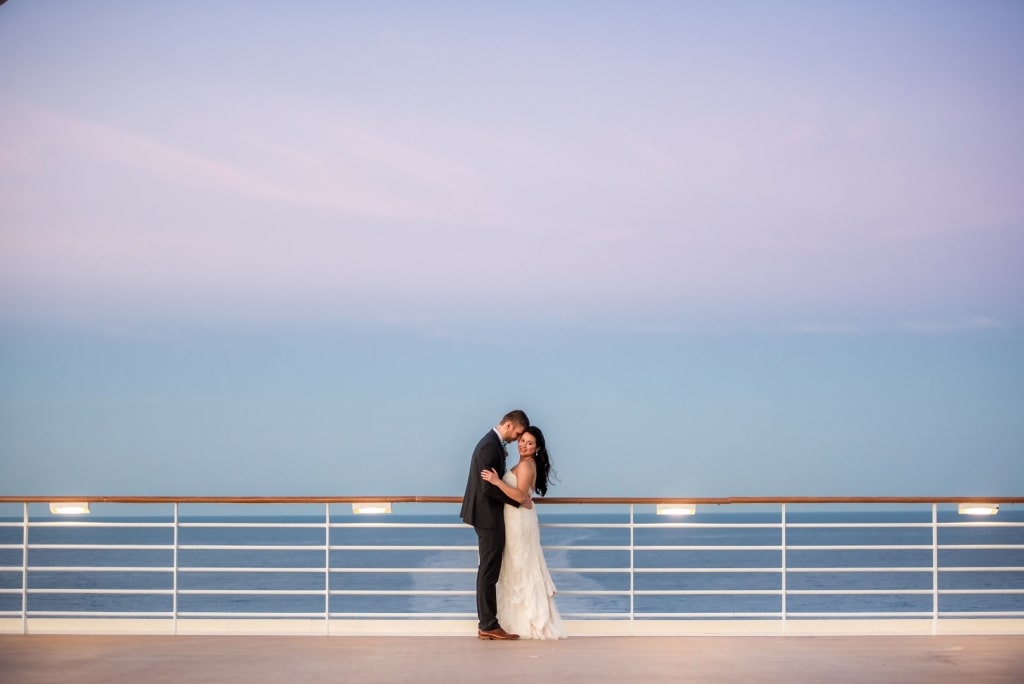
[1,495,1022,505]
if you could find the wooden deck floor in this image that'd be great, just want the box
[1,634,1023,683]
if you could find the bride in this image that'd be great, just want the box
[481,425,566,640]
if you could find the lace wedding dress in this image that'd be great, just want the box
[496,471,566,639]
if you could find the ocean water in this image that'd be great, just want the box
[1,509,1022,619]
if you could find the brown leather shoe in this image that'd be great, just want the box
[478,627,520,640]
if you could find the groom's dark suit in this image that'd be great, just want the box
[460,429,522,631]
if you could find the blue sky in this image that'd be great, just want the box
[1,1,1022,498]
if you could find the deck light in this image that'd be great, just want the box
[352,502,392,515]
[657,503,696,516]
[958,503,999,516]
[49,502,91,515]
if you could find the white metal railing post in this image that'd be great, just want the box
[629,504,635,622]
[21,502,28,634]
[325,503,331,627]
[931,503,939,628]
[173,502,179,634]
[781,503,787,621]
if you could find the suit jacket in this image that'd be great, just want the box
[460,429,521,529]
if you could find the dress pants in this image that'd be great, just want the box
[474,525,505,631]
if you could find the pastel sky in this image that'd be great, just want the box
[1,1,1022,500]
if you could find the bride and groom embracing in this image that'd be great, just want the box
[460,409,566,641]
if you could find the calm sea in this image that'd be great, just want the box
[2,510,1022,618]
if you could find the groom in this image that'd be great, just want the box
[460,409,532,640]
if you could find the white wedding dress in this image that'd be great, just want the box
[496,471,566,639]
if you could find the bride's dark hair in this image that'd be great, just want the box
[525,426,556,497]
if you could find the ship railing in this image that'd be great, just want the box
[1,496,1022,636]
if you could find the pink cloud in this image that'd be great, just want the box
[14,104,431,220]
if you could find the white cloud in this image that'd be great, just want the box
[791,316,1005,335]
[792,323,865,335]
[900,316,1003,333]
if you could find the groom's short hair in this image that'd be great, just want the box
[501,409,530,428]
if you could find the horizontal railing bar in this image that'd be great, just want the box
[938,611,1024,617]
[28,545,174,550]
[328,568,474,573]
[177,590,322,596]
[162,584,1024,598]
[27,522,175,528]
[545,545,787,552]
[18,566,477,574]
[938,589,1024,594]
[26,611,172,617]
[540,528,634,532]
[328,612,476,618]
[25,566,171,573]
[942,566,1024,572]
[177,545,325,551]
[29,589,174,595]
[28,544,478,552]
[174,612,322,618]
[786,612,936,618]
[328,590,470,596]
[179,567,328,574]
[630,523,784,529]
[789,522,1022,529]
[635,546,783,551]
[937,545,1024,550]
[6,496,1023,504]
[636,612,784,618]
[17,545,1024,559]
[784,545,934,551]
[21,586,1022,597]
[938,522,1024,527]
[787,590,934,595]
[632,568,781,573]
[327,546,474,552]
[787,523,936,529]
[329,523,466,529]
[634,590,780,595]
[180,523,324,529]
[17,521,1012,531]
[523,545,636,552]
[786,567,933,573]
[638,545,1011,552]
